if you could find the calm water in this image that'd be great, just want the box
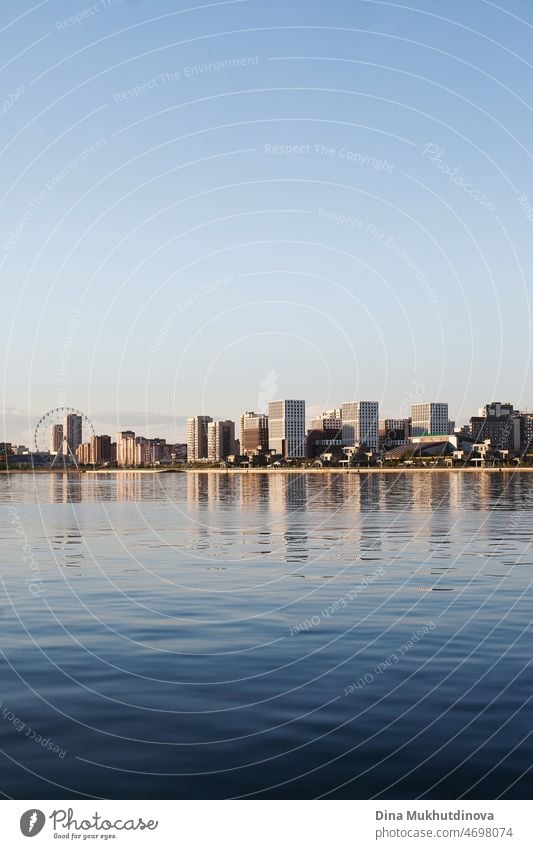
[0,471,531,799]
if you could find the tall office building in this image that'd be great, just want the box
[411,402,449,437]
[186,415,212,462]
[240,411,269,456]
[268,400,306,458]
[207,420,236,462]
[50,424,63,454]
[63,413,82,457]
[117,431,136,466]
[341,401,379,451]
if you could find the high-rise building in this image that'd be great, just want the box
[50,424,63,454]
[411,402,449,437]
[341,401,379,451]
[239,411,269,456]
[117,431,136,466]
[207,420,236,461]
[147,438,167,465]
[186,416,212,462]
[268,400,306,458]
[90,434,112,464]
[134,436,150,466]
[520,413,533,454]
[76,442,91,464]
[64,413,82,457]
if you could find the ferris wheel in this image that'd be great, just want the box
[34,406,95,469]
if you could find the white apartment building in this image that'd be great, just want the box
[411,402,449,437]
[186,415,212,462]
[341,401,379,451]
[268,400,306,458]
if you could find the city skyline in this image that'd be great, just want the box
[5,389,533,448]
[5,394,533,466]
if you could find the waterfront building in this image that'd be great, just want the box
[76,442,91,464]
[64,413,82,456]
[307,411,343,458]
[520,413,533,454]
[148,438,168,464]
[411,402,449,437]
[50,424,63,454]
[90,434,112,464]
[379,418,411,450]
[207,420,236,462]
[186,416,212,462]
[341,401,379,451]
[117,431,136,466]
[268,400,306,458]
[470,406,521,456]
[171,443,187,462]
[240,411,269,456]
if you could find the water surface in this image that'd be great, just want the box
[1,471,531,799]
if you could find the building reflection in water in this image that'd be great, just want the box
[49,524,84,569]
[115,473,142,502]
[264,474,308,562]
[49,473,83,504]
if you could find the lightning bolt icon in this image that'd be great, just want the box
[28,811,38,833]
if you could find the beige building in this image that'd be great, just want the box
[207,420,236,462]
[187,416,212,462]
[76,442,91,464]
[117,431,136,466]
[239,411,269,456]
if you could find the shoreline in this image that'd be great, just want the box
[182,466,533,474]
[2,466,533,475]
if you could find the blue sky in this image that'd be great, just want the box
[2,0,533,444]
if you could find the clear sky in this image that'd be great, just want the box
[2,0,533,445]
